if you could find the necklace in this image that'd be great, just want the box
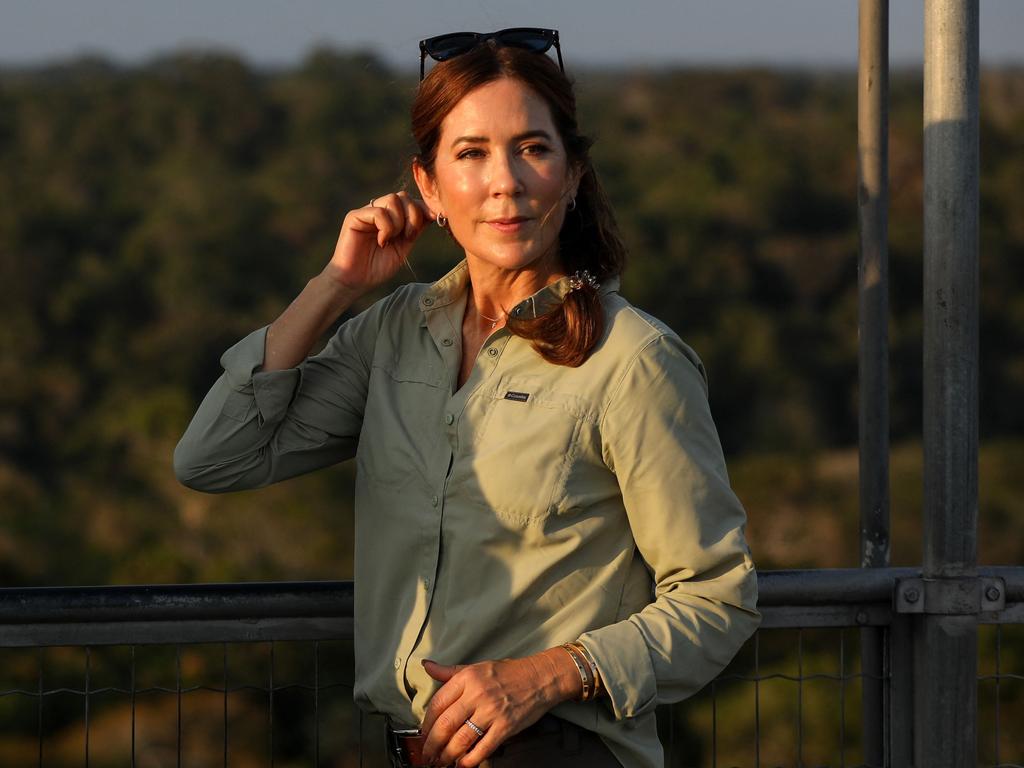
[468,285,505,329]
[478,307,505,329]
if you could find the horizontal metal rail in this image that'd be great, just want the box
[0,580,355,622]
[758,566,1024,604]
[756,566,1024,628]
[0,567,1022,647]
[0,581,354,646]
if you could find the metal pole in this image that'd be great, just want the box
[857,1,890,763]
[919,1,980,766]
[857,0,890,573]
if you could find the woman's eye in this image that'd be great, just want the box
[522,144,550,156]
[457,148,485,160]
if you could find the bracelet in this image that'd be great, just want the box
[561,643,593,701]
[566,641,602,699]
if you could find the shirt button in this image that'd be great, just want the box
[445,413,454,425]
[512,306,523,317]
[487,348,498,357]
[442,338,453,346]
[394,656,402,670]
[423,578,431,590]
[431,495,438,507]
[423,297,434,307]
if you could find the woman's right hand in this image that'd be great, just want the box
[324,191,433,296]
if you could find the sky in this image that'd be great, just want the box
[2,0,1022,71]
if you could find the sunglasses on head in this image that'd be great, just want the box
[419,27,563,80]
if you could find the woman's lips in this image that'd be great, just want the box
[486,217,530,233]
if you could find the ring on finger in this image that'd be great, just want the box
[463,719,485,738]
[368,198,376,207]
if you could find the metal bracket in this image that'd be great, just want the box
[894,576,1006,614]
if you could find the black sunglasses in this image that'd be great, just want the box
[419,27,563,80]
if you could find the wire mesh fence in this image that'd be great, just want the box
[0,631,899,767]
[1,575,1022,767]
[978,623,1024,768]
[0,640,363,768]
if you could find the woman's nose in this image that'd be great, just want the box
[489,154,524,197]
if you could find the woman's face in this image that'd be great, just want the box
[415,77,577,278]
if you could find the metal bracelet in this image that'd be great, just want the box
[570,641,602,699]
[561,643,592,701]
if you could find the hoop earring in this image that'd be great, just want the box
[436,212,448,228]
[567,197,576,212]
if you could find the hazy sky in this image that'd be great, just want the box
[2,0,1022,70]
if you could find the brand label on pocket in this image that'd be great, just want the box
[504,391,530,402]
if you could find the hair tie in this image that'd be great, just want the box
[567,270,599,292]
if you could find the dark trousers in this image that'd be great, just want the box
[387,714,621,768]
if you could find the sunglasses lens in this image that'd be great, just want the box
[425,33,480,61]
[495,29,553,53]
[419,28,562,80]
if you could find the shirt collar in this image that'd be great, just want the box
[419,260,621,322]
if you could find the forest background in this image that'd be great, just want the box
[0,51,1022,765]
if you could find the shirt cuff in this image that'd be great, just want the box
[220,326,301,427]
[578,618,658,721]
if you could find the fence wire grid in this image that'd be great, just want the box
[0,623,1019,768]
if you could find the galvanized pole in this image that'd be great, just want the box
[856,1,889,764]
[919,1,980,766]
[857,2,891,572]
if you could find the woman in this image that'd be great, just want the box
[175,28,759,768]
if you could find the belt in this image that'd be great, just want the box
[387,722,429,768]
[386,714,580,768]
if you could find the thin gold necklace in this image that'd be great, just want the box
[469,285,505,329]
[478,308,505,329]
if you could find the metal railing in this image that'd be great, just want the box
[0,1,1005,766]
[2,568,1022,766]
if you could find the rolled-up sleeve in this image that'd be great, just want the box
[173,294,391,493]
[579,333,760,721]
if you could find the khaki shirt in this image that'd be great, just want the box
[175,261,760,768]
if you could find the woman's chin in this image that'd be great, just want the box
[465,243,559,275]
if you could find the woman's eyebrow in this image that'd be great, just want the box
[450,130,553,148]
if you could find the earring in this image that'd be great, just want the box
[436,212,448,228]
[567,197,576,212]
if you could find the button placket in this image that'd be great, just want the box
[480,334,509,368]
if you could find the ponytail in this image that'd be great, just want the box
[505,164,626,367]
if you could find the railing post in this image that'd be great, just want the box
[857,1,890,765]
[887,614,914,767]
[918,1,980,767]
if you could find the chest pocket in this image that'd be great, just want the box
[357,356,446,489]
[457,379,593,527]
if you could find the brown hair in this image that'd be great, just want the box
[411,43,627,366]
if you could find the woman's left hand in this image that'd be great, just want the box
[420,649,581,767]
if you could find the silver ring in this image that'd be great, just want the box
[368,198,376,207]
[463,719,485,738]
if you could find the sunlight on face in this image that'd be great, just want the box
[419,77,577,279]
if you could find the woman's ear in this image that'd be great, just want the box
[412,159,441,217]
